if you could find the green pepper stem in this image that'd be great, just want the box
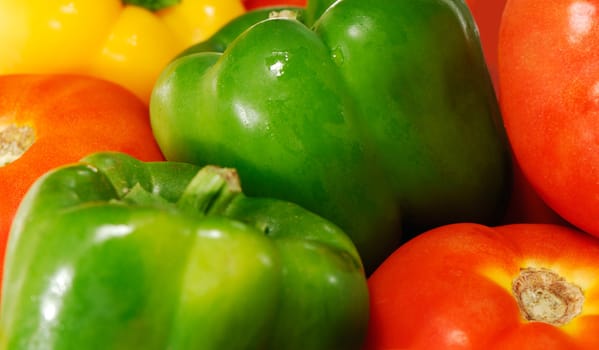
[177,165,243,217]
[121,0,181,12]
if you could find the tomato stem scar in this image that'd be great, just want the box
[0,124,35,167]
[512,267,584,326]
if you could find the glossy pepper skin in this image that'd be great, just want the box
[150,0,511,272]
[0,0,245,103]
[0,152,368,350]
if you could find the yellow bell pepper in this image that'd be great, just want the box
[0,0,245,103]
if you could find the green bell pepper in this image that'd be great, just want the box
[0,152,368,350]
[150,0,511,273]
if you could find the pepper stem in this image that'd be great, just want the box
[0,124,35,167]
[121,0,181,12]
[269,9,300,21]
[512,267,584,326]
[177,165,242,217]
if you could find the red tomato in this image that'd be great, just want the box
[498,0,599,235]
[242,0,305,10]
[0,74,164,288]
[464,0,566,226]
[465,0,507,89]
[366,223,599,349]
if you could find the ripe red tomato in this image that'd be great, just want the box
[0,74,164,288]
[366,223,599,349]
[465,0,506,88]
[498,0,599,235]
[464,0,566,225]
[242,0,305,10]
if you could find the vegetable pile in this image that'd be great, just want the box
[0,0,246,103]
[0,0,597,349]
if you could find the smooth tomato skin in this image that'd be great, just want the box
[242,0,305,10]
[365,223,599,349]
[0,74,164,287]
[498,0,599,235]
[465,0,506,88]
[464,0,567,226]
[466,0,566,225]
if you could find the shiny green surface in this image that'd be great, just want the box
[313,0,511,232]
[0,152,368,350]
[150,0,511,273]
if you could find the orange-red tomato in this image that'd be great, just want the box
[465,0,506,89]
[465,0,577,226]
[498,0,599,235]
[366,223,599,349]
[0,74,164,287]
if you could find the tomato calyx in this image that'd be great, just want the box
[0,124,35,167]
[512,267,584,326]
